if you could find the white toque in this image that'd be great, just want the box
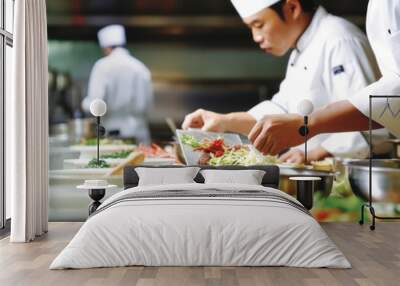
[90,99,107,117]
[97,25,126,48]
[230,0,281,18]
[297,99,314,116]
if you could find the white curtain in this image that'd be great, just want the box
[7,0,49,242]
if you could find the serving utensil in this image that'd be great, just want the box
[106,151,145,177]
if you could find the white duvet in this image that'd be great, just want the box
[50,183,351,269]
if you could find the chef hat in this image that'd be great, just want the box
[231,0,281,18]
[97,25,126,48]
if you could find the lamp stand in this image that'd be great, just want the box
[97,116,100,166]
[298,116,309,163]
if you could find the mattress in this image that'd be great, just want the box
[50,183,351,269]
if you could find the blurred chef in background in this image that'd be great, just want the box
[82,24,153,144]
[182,0,392,163]
[248,0,400,155]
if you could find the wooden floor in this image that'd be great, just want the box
[0,222,399,286]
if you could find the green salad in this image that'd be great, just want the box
[208,147,278,166]
[85,150,133,168]
[86,159,110,168]
[100,150,132,159]
[181,134,278,166]
[180,134,202,148]
[80,138,134,146]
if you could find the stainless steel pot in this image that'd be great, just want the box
[279,167,335,197]
[67,118,97,144]
[345,159,400,203]
[50,123,69,139]
[386,139,400,158]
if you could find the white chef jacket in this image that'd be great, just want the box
[349,0,400,138]
[248,7,392,158]
[82,47,153,143]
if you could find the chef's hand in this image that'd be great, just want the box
[248,114,305,155]
[279,149,306,164]
[279,147,332,164]
[182,109,227,132]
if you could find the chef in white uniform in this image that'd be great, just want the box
[82,25,153,144]
[248,0,400,155]
[182,0,391,163]
[348,0,400,136]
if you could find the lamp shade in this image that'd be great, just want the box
[90,99,107,117]
[297,99,314,116]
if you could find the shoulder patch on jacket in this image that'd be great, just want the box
[333,65,345,75]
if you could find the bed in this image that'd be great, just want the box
[50,165,350,269]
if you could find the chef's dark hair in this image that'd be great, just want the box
[270,0,318,19]
[110,45,126,49]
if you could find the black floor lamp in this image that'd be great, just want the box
[76,99,110,215]
[289,99,321,210]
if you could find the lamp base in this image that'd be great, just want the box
[296,181,314,210]
[88,188,106,215]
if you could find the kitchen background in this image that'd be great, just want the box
[47,0,400,222]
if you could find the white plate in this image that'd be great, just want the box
[70,144,136,152]
[64,158,124,168]
[70,144,136,159]
[141,157,177,166]
[277,163,308,170]
[64,157,176,168]
[49,168,118,179]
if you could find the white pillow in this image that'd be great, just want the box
[136,167,200,186]
[200,169,266,185]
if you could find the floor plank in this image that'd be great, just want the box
[0,222,399,286]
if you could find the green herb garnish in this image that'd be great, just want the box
[180,134,202,148]
[100,150,132,159]
[87,159,110,168]
[80,138,135,146]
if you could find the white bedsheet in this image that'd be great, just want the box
[50,183,351,269]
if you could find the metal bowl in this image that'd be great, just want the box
[345,159,400,203]
[67,118,97,144]
[386,139,400,158]
[279,167,335,197]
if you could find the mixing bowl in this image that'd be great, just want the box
[345,159,400,203]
